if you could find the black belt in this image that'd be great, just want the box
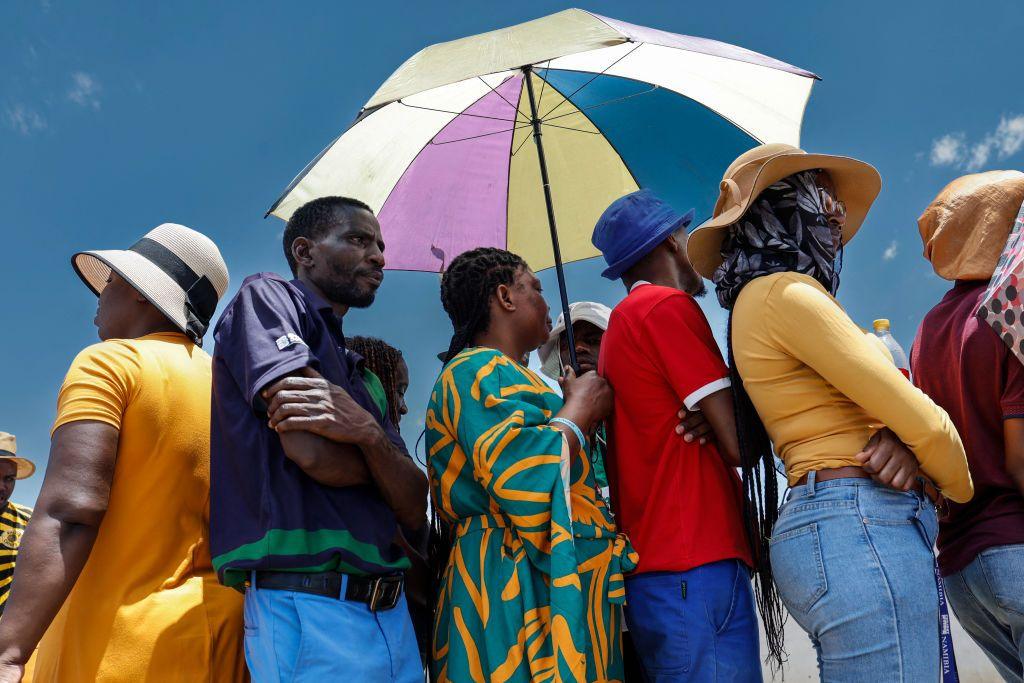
[251,571,404,612]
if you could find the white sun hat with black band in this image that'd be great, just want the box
[72,223,229,345]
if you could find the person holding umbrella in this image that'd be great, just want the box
[688,143,974,680]
[912,170,1024,682]
[426,247,637,683]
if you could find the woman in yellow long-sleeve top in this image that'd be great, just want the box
[426,247,637,683]
[688,144,972,682]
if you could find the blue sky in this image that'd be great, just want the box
[3,0,1022,507]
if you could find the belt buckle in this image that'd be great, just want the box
[367,575,402,612]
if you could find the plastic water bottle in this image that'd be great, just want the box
[873,319,911,380]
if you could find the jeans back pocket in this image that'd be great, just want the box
[769,523,827,614]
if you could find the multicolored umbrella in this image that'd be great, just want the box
[268,8,818,364]
[979,197,1024,364]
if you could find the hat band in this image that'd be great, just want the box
[129,237,218,341]
[0,450,15,459]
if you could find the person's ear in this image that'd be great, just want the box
[292,237,314,272]
[665,233,683,254]
[494,282,516,312]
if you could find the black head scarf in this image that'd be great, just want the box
[713,170,841,310]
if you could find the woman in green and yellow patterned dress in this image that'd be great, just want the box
[426,247,637,683]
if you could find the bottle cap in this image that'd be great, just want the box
[873,318,891,332]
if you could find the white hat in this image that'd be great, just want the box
[72,223,229,345]
[538,301,612,380]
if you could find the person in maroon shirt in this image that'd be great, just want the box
[912,170,1024,682]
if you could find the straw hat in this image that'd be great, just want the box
[72,223,229,344]
[687,143,882,278]
[537,301,612,379]
[0,433,35,479]
[919,170,1024,281]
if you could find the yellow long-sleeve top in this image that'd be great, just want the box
[732,272,973,503]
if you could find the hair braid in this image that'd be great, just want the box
[439,247,528,363]
[726,312,787,671]
[347,336,404,426]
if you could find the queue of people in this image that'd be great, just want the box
[0,143,1021,683]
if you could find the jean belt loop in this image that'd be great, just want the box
[807,469,817,498]
[339,573,349,598]
[250,570,257,592]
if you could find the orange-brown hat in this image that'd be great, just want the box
[0,432,35,479]
[919,170,1024,281]
[687,143,881,278]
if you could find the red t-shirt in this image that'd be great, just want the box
[598,283,752,574]
[911,281,1024,575]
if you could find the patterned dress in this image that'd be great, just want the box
[426,347,637,683]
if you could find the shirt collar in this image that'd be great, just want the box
[629,280,653,293]
[290,278,347,347]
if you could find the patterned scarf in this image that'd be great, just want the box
[713,171,841,310]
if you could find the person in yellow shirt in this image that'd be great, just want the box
[0,433,35,616]
[0,224,245,683]
[688,144,973,681]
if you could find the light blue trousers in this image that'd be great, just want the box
[243,575,423,682]
[770,474,941,682]
[945,544,1024,682]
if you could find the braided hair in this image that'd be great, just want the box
[725,313,787,671]
[348,336,405,426]
[439,247,528,363]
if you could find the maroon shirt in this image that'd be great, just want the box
[911,280,1024,575]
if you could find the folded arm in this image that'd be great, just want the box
[767,276,972,502]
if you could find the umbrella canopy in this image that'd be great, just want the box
[268,8,818,273]
[979,197,1024,365]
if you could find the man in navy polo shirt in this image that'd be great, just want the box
[210,196,427,682]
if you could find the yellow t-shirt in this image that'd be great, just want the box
[28,333,245,683]
[732,272,973,503]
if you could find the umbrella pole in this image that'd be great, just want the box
[523,65,579,373]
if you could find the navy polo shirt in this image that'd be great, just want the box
[209,272,410,587]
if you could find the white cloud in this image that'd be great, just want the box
[883,240,899,261]
[67,72,101,110]
[930,134,964,166]
[3,104,46,135]
[930,114,1024,170]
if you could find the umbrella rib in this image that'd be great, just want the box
[537,42,642,121]
[429,124,533,146]
[510,128,534,157]
[541,84,660,123]
[535,60,551,112]
[539,122,600,135]
[475,76,531,122]
[397,100,517,123]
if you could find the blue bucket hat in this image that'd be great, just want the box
[591,190,696,280]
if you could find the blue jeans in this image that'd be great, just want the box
[243,575,423,682]
[624,559,762,682]
[770,473,941,682]
[944,544,1024,682]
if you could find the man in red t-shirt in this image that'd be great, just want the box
[912,171,1024,682]
[593,190,759,682]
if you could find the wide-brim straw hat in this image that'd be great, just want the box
[0,432,35,479]
[919,170,1024,281]
[687,143,882,279]
[72,223,229,345]
[537,301,612,379]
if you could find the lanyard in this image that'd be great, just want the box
[934,559,960,682]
